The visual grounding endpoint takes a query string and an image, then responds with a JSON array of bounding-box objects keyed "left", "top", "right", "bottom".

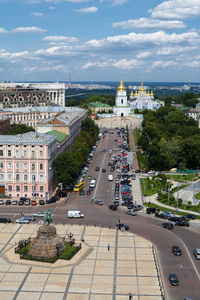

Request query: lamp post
[{"left": 176, "top": 181, "right": 179, "bottom": 212}]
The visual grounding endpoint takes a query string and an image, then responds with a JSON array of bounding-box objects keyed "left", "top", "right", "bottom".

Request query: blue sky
[{"left": 0, "top": 0, "right": 200, "bottom": 82}]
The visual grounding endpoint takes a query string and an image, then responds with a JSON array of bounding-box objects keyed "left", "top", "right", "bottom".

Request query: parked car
[
  {"left": 33, "top": 212, "right": 45, "bottom": 217},
  {"left": 95, "top": 166, "right": 100, "bottom": 171},
  {"left": 146, "top": 207, "right": 160, "bottom": 214},
  {"left": 87, "top": 175, "right": 92, "bottom": 180},
  {"left": 79, "top": 189, "right": 85, "bottom": 195},
  {"left": 0, "top": 217, "right": 11, "bottom": 223},
  {"left": 163, "top": 211, "right": 175, "bottom": 218},
  {"left": 20, "top": 197, "right": 30, "bottom": 201},
  {"left": 39, "top": 200, "right": 45, "bottom": 205},
  {"left": 116, "top": 223, "right": 129, "bottom": 230},
  {"left": 12, "top": 200, "right": 18, "bottom": 205},
  {"left": 162, "top": 222, "right": 174, "bottom": 229},
  {"left": 126, "top": 210, "right": 137, "bottom": 216},
  {"left": 5, "top": 200, "right": 11, "bottom": 205},
  {"left": 95, "top": 200, "right": 103, "bottom": 205},
  {"left": 168, "top": 216, "right": 183, "bottom": 222},
  {"left": 193, "top": 248, "right": 200, "bottom": 259},
  {"left": 169, "top": 274, "right": 179, "bottom": 286},
  {"left": 86, "top": 190, "right": 91, "bottom": 195},
  {"left": 56, "top": 190, "right": 68, "bottom": 197},
  {"left": 109, "top": 204, "right": 117, "bottom": 211},
  {"left": 102, "top": 168, "right": 106, "bottom": 172},
  {"left": 172, "top": 245, "right": 182, "bottom": 256},
  {"left": 0, "top": 200, "right": 4, "bottom": 205},
  {"left": 23, "top": 216, "right": 35, "bottom": 221},
  {"left": 133, "top": 205, "right": 143, "bottom": 211},
  {"left": 183, "top": 214, "right": 196, "bottom": 220},
  {"left": 175, "top": 221, "right": 190, "bottom": 227},
  {"left": 18, "top": 200, "right": 24, "bottom": 205},
  {"left": 16, "top": 218, "right": 29, "bottom": 224},
  {"left": 113, "top": 200, "right": 119, "bottom": 206},
  {"left": 24, "top": 200, "right": 30, "bottom": 205},
  {"left": 155, "top": 213, "right": 168, "bottom": 219},
  {"left": 31, "top": 200, "right": 36, "bottom": 205}
]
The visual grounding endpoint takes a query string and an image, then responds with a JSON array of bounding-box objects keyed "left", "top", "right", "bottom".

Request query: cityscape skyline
[{"left": 0, "top": 0, "right": 200, "bottom": 82}]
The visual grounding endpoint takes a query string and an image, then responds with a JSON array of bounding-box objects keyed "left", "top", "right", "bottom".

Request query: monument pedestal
[{"left": 28, "top": 225, "right": 66, "bottom": 259}]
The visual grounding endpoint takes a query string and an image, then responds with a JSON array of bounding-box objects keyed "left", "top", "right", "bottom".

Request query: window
[
  {"left": 16, "top": 162, "right": 20, "bottom": 169},
  {"left": 8, "top": 162, "right": 12, "bottom": 169},
  {"left": 39, "top": 150, "right": 43, "bottom": 158},
  {"left": 31, "top": 151, "right": 35, "bottom": 158},
  {"left": 0, "top": 162, "right": 3, "bottom": 169},
  {"left": 31, "top": 163, "right": 35, "bottom": 170},
  {"left": 16, "top": 174, "right": 20, "bottom": 181},
  {"left": 24, "top": 174, "right": 28, "bottom": 182},
  {"left": 121, "top": 99, "right": 123, "bottom": 104},
  {"left": 39, "top": 163, "right": 43, "bottom": 170},
  {"left": 8, "top": 173, "right": 12, "bottom": 181},
  {"left": 32, "top": 174, "right": 36, "bottom": 182},
  {"left": 16, "top": 186, "right": 20, "bottom": 192},
  {"left": 24, "top": 162, "right": 28, "bottom": 170},
  {"left": 8, "top": 185, "right": 12, "bottom": 192},
  {"left": 15, "top": 149, "right": 19, "bottom": 157},
  {"left": 24, "top": 186, "right": 28, "bottom": 192},
  {"left": 23, "top": 150, "right": 27, "bottom": 157},
  {"left": 0, "top": 150, "right": 3, "bottom": 157},
  {"left": 39, "top": 174, "right": 44, "bottom": 182},
  {"left": 0, "top": 174, "right": 4, "bottom": 181},
  {"left": 32, "top": 186, "right": 36, "bottom": 192},
  {"left": 40, "top": 186, "right": 43, "bottom": 192}
]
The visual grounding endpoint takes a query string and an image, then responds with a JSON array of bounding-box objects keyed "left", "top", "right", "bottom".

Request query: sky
[{"left": 0, "top": 0, "right": 200, "bottom": 83}]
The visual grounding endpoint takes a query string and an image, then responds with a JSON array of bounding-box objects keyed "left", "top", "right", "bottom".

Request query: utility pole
[{"left": 176, "top": 182, "right": 179, "bottom": 212}]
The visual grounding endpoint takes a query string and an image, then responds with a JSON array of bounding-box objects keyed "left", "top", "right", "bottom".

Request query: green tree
[{"left": 8, "top": 123, "right": 35, "bottom": 135}]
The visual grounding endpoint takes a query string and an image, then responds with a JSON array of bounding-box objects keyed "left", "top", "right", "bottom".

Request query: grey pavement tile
[
  {"left": 16, "top": 292, "right": 41, "bottom": 300},
  {"left": 0, "top": 291, "right": 16, "bottom": 300},
  {"left": 40, "top": 292, "right": 65, "bottom": 300}
]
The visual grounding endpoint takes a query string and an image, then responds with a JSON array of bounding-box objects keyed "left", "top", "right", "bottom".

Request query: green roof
[
  {"left": 45, "top": 130, "right": 68, "bottom": 143},
  {"left": 89, "top": 102, "right": 111, "bottom": 108}
]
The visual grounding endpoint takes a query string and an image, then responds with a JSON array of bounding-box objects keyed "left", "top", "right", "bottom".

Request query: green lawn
[
  {"left": 166, "top": 174, "right": 198, "bottom": 182},
  {"left": 16, "top": 242, "right": 80, "bottom": 263}
]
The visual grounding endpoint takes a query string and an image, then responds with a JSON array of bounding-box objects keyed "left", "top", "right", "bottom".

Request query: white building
[{"left": 113, "top": 78, "right": 130, "bottom": 117}]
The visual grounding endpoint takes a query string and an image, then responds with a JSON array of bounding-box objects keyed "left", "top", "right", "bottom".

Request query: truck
[{"left": 68, "top": 211, "right": 84, "bottom": 218}]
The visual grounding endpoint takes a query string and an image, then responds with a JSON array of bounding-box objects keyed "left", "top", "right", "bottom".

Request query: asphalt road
[{"left": 1, "top": 128, "right": 200, "bottom": 300}]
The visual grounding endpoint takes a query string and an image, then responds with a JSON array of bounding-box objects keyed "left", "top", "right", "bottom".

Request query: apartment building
[
  {"left": 0, "top": 116, "right": 10, "bottom": 135},
  {"left": 0, "top": 132, "right": 57, "bottom": 199}
]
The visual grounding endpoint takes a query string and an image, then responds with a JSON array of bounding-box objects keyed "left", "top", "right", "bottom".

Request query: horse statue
[{"left": 43, "top": 208, "right": 52, "bottom": 226}]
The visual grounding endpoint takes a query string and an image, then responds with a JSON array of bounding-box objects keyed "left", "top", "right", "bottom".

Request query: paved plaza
[{"left": 0, "top": 223, "right": 163, "bottom": 300}]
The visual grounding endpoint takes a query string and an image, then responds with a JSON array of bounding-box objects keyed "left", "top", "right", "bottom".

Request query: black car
[
  {"left": 146, "top": 207, "right": 160, "bottom": 214},
  {"left": 20, "top": 197, "right": 30, "bottom": 201},
  {"left": 184, "top": 214, "right": 196, "bottom": 220},
  {"left": 169, "top": 274, "right": 179, "bottom": 286},
  {"left": 116, "top": 223, "right": 129, "bottom": 230},
  {"left": 39, "top": 200, "right": 45, "bottom": 205},
  {"left": 109, "top": 204, "right": 117, "bottom": 211},
  {"left": 95, "top": 166, "right": 100, "bottom": 171},
  {"left": 175, "top": 221, "right": 190, "bottom": 227},
  {"left": 127, "top": 204, "right": 134, "bottom": 209},
  {"left": 5, "top": 200, "right": 11, "bottom": 205},
  {"left": 113, "top": 200, "right": 119, "bottom": 206},
  {"left": 79, "top": 189, "right": 85, "bottom": 195},
  {"left": 162, "top": 222, "right": 174, "bottom": 229},
  {"left": 46, "top": 197, "right": 57, "bottom": 204},
  {"left": 168, "top": 216, "right": 183, "bottom": 222},
  {"left": 122, "top": 195, "right": 133, "bottom": 201},
  {"left": 172, "top": 245, "right": 182, "bottom": 256},
  {"left": 102, "top": 168, "right": 106, "bottom": 172},
  {"left": 155, "top": 213, "right": 168, "bottom": 219},
  {"left": 0, "top": 217, "right": 11, "bottom": 223},
  {"left": 108, "top": 162, "right": 112, "bottom": 166},
  {"left": 56, "top": 190, "right": 68, "bottom": 197},
  {"left": 18, "top": 200, "right": 24, "bottom": 205}
]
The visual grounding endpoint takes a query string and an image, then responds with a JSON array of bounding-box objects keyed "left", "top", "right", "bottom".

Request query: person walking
[
  {"left": 107, "top": 243, "right": 110, "bottom": 251},
  {"left": 129, "top": 292, "right": 133, "bottom": 299}
]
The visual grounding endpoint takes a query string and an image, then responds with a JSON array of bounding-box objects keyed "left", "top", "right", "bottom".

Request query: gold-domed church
[{"left": 114, "top": 79, "right": 164, "bottom": 117}]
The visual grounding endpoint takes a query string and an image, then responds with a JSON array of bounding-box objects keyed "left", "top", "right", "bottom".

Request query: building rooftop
[
  {"left": 45, "top": 130, "right": 68, "bottom": 143},
  {"left": 0, "top": 131, "right": 57, "bottom": 145},
  {"left": 38, "top": 111, "right": 81, "bottom": 126},
  {"left": 0, "top": 106, "right": 86, "bottom": 115},
  {"left": 88, "top": 102, "right": 111, "bottom": 108}
]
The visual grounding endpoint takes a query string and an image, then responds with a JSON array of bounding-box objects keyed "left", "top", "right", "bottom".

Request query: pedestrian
[
  {"left": 107, "top": 243, "right": 110, "bottom": 251},
  {"left": 129, "top": 292, "right": 133, "bottom": 299},
  {"left": 92, "top": 197, "right": 94, "bottom": 203}
]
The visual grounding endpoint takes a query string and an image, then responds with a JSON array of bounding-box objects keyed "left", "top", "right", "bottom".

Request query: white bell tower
[{"left": 114, "top": 78, "right": 129, "bottom": 116}]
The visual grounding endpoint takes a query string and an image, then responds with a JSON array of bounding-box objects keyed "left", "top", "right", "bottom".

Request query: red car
[
  {"left": 86, "top": 190, "right": 91, "bottom": 195},
  {"left": 122, "top": 191, "right": 131, "bottom": 195}
]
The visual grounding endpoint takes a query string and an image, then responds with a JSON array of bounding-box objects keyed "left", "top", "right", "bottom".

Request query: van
[
  {"left": 68, "top": 211, "right": 84, "bottom": 218},
  {"left": 108, "top": 174, "right": 113, "bottom": 181},
  {"left": 193, "top": 248, "right": 200, "bottom": 259}
]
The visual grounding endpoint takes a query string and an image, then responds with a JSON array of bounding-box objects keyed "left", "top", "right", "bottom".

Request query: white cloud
[
  {"left": 137, "top": 52, "right": 151, "bottom": 59},
  {"left": 82, "top": 58, "right": 143, "bottom": 70},
  {"left": 11, "top": 26, "right": 46, "bottom": 34},
  {"left": 28, "top": 0, "right": 41, "bottom": 3},
  {"left": 75, "top": 7, "right": 98, "bottom": 13},
  {"left": 48, "top": 6, "right": 55, "bottom": 9},
  {"left": 100, "top": 0, "right": 129, "bottom": 6},
  {"left": 111, "top": 18, "right": 186, "bottom": 30},
  {"left": 149, "top": 0, "right": 200, "bottom": 20},
  {"left": 151, "top": 60, "right": 177, "bottom": 68},
  {"left": 31, "top": 12, "right": 44, "bottom": 16},
  {"left": 43, "top": 35, "right": 78, "bottom": 43},
  {"left": 157, "top": 46, "right": 198, "bottom": 55}
]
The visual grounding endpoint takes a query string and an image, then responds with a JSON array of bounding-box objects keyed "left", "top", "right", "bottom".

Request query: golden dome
[
  {"left": 151, "top": 91, "right": 154, "bottom": 96},
  {"left": 118, "top": 78, "right": 125, "bottom": 91},
  {"left": 139, "top": 82, "right": 145, "bottom": 92},
  {"left": 135, "top": 91, "right": 138, "bottom": 96},
  {"left": 130, "top": 90, "right": 134, "bottom": 97},
  {"left": 147, "top": 91, "right": 150, "bottom": 96}
]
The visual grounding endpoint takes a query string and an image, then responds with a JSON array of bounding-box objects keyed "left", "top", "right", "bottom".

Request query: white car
[
  {"left": 0, "top": 200, "right": 4, "bottom": 205},
  {"left": 33, "top": 212, "right": 45, "bottom": 217},
  {"left": 16, "top": 218, "right": 29, "bottom": 224},
  {"left": 95, "top": 200, "right": 104, "bottom": 205}
]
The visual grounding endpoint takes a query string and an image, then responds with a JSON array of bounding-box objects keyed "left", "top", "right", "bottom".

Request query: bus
[{"left": 73, "top": 182, "right": 84, "bottom": 192}]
